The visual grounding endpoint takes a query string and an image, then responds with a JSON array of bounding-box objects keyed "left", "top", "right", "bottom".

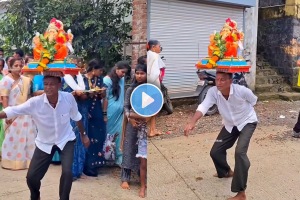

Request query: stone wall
[
  {"left": 257, "top": 0, "right": 300, "bottom": 87},
  {"left": 259, "top": 0, "right": 286, "bottom": 7},
  {"left": 131, "top": 0, "right": 147, "bottom": 69}
]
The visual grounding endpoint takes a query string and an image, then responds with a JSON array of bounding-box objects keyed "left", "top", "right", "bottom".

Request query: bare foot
[
  {"left": 80, "top": 174, "right": 92, "bottom": 180},
  {"left": 155, "top": 129, "right": 162, "bottom": 135},
  {"left": 139, "top": 186, "right": 146, "bottom": 198},
  {"left": 148, "top": 130, "right": 162, "bottom": 137},
  {"left": 213, "top": 169, "right": 234, "bottom": 178},
  {"left": 148, "top": 131, "right": 156, "bottom": 137},
  {"left": 121, "top": 181, "right": 130, "bottom": 190},
  {"left": 227, "top": 191, "right": 246, "bottom": 200}
]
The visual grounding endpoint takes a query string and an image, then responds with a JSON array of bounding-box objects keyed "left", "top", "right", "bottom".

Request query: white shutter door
[{"left": 149, "top": 0, "right": 244, "bottom": 98}]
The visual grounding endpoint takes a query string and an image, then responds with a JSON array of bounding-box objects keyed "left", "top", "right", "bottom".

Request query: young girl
[{"left": 121, "top": 63, "right": 148, "bottom": 198}]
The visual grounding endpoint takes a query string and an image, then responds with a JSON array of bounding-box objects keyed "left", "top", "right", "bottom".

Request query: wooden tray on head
[
  {"left": 196, "top": 64, "right": 250, "bottom": 73},
  {"left": 22, "top": 68, "right": 81, "bottom": 76},
  {"left": 216, "top": 65, "right": 250, "bottom": 73}
]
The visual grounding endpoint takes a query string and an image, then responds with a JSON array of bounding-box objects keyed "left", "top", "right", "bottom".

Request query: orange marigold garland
[{"left": 36, "top": 33, "right": 57, "bottom": 71}]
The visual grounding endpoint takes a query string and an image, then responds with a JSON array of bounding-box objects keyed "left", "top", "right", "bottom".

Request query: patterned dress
[
  {"left": 83, "top": 76, "right": 107, "bottom": 177},
  {"left": 0, "top": 75, "right": 37, "bottom": 170},
  {"left": 0, "top": 74, "right": 4, "bottom": 152},
  {"left": 136, "top": 122, "right": 147, "bottom": 159}
]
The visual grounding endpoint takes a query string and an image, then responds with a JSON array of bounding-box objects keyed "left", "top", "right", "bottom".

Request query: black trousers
[
  {"left": 293, "top": 112, "right": 300, "bottom": 133},
  {"left": 210, "top": 123, "right": 257, "bottom": 193},
  {"left": 26, "top": 140, "right": 75, "bottom": 200}
]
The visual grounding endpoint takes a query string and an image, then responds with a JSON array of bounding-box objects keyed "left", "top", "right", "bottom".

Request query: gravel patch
[{"left": 154, "top": 100, "right": 300, "bottom": 140}]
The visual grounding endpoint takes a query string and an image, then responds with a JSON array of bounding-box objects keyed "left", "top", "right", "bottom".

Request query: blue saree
[
  {"left": 83, "top": 76, "right": 107, "bottom": 177},
  {"left": 103, "top": 76, "right": 124, "bottom": 166},
  {"left": 61, "top": 76, "right": 89, "bottom": 179}
]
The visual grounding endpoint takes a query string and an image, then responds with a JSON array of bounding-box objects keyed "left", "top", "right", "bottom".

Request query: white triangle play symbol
[{"left": 142, "top": 92, "right": 154, "bottom": 108}]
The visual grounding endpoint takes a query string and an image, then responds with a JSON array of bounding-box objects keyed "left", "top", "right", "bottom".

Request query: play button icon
[
  {"left": 130, "top": 83, "right": 164, "bottom": 117},
  {"left": 142, "top": 92, "right": 154, "bottom": 108}
]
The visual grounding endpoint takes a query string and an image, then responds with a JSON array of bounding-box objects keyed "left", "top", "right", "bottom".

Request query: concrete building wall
[{"left": 244, "top": 0, "right": 259, "bottom": 90}]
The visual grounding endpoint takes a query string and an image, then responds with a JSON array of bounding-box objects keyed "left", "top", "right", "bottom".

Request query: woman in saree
[
  {"left": 83, "top": 59, "right": 108, "bottom": 177},
  {"left": 62, "top": 63, "right": 89, "bottom": 180},
  {"left": 0, "top": 58, "right": 37, "bottom": 170},
  {"left": 103, "top": 61, "right": 128, "bottom": 166},
  {"left": 0, "top": 59, "right": 5, "bottom": 154},
  {"left": 147, "top": 39, "right": 166, "bottom": 137}
]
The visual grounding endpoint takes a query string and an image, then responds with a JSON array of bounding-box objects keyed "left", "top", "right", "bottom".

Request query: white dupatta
[{"left": 63, "top": 73, "right": 86, "bottom": 91}]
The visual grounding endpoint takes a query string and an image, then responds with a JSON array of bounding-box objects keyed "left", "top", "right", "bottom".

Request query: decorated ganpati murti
[
  {"left": 196, "top": 18, "right": 249, "bottom": 72},
  {"left": 23, "top": 18, "right": 78, "bottom": 75}
]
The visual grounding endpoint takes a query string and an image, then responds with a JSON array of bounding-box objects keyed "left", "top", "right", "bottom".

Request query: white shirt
[
  {"left": 197, "top": 84, "right": 258, "bottom": 132},
  {"left": 3, "top": 91, "right": 82, "bottom": 154}
]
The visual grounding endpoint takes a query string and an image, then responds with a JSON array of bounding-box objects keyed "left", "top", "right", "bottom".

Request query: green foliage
[{"left": 0, "top": 0, "right": 132, "bottom": 69}]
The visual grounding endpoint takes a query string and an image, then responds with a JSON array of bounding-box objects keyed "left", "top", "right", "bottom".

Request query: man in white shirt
[
  {"left": 184, "top": 71, "right": 258, "bottom": 200},
  {"left": 0, "top": 75, "right": 90, "bottom": 200}
]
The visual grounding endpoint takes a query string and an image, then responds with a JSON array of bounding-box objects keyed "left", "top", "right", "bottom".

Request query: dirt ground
[{"left": 155, "top": 100, "right": 300, "bottom": 139}]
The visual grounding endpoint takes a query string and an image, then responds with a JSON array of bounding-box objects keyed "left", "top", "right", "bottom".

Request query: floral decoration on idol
[
  {"left": 197, "top": 18, "right": 244, "bottom": 69},
  {"left": 32, "top": 18, "right": 74, "bottom": 71}
]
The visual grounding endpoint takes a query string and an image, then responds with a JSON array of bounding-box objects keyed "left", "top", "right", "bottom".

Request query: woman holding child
[{"left": 121, "top": 62, "right": 148, "bottom": 198}]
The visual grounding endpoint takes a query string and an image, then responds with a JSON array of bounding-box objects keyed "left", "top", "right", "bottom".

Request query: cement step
[
  {"left": 256, "top": 67, "right": 286, "bottom": 76},
  {"left": 255, "top": 84, "right": 292, "bottom": 93},
  {"left": 256, "top": 75, "right": 289, "bottom": 85},
  {"left": 278, "top": 92, "right": 300, "bottom": 101},
  {"left": 256, "top": 60, "right": 272, "bottom": 69},
  {"left": 256, "top": 69, "right": 278, "bottom": 76},
  {"left": 256, "top": 92, "right": 280, "bottom": 101},
  {"left": 256, "top": 92, "right": 300, "bottom": 101}
]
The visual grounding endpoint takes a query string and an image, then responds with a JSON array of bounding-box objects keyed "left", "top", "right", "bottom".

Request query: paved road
[
  {"left": 0, "top": 166, "right": 141, "bottom": 200},
  {"left": 148, "top": 125, "right": 300, "bottom": 200},
  {"left": 2, "top": 100, "right": 300, "bottom": 200}
]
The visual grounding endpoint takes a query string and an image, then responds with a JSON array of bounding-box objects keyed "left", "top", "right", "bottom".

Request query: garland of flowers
[
  {"left": 36, "top": 34, "right": 57, "bottom": 71},
  {"left": 206, "top": 32, "right": 226, "bottom": 68}
]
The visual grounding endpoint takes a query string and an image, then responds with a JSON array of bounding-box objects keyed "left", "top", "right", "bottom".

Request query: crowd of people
[
  {"left": 0, "top": 36, "right": 276, "bottom": 200},
  {"left": 0, "top": 45, "right": 160, "bottom": 199}
]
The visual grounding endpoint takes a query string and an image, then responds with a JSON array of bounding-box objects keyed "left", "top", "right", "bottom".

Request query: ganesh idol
[{"left": 32, "top": 18, "right": 74, "bottom": 68}]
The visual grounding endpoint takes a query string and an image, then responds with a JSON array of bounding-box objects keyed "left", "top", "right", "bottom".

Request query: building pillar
[{"left": 131, "top": 0, "right": 147, "bottom": 70}]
